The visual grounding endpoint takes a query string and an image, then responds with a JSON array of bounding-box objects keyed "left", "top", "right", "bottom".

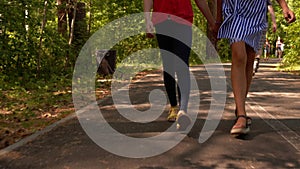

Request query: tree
[
  {"left": 57, "top": 0, "right": 68, "bottom": 36},
  {"left": 278, "top": 1, "right": 300, "bottom": 69},
  {"left": 37, "top": 0, "right": 49, "bottom": 76}
]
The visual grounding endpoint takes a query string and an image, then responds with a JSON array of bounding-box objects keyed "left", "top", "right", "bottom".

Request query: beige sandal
[{"left": 230, "top": 115, "right": 250, "bottom": 135}]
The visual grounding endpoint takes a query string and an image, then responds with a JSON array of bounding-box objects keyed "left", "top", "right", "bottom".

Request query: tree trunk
[
  {"left": 87, "top": 0, "right": 92, "bottom": 35},
  {"left": 73, "top": 2, "right": 87, "bottom": 47},
  {"left": 37, "top": 0, "right": 48, "bottom": 76},
  {"left": 68, "top": 2, "right": 87, "bottom": 50},
  {"left": 65, "top": 0, "right": 87, "bottom": 68},
  {"left": 57, "top": 0, "right": 67, "bottom": 36},
  {"left": 68, "top": 1, "right": 77, "bottom": 46}
]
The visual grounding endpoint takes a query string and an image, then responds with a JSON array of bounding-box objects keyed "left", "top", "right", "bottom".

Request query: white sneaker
[{"left": 176, "top": 110, "right": 191, "bottom": 132}]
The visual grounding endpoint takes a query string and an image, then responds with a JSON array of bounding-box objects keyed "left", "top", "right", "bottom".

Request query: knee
[
  {"left": 231, "top": 44, "right": 247, "bottom": 67},
  {"left": 232, "top": 52, "right": 247, "bottom": 67}
]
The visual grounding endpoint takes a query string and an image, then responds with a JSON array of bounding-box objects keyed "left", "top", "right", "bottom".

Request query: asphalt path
[{"left": 0, "top": 61, "right": 299, "bottom": 169}]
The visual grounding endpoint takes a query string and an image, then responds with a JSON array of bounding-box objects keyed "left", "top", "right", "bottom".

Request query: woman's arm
[
  {"left": 275, "top": 0, "right": 296, "bottom": 23},
  {"left": 143, "top": 0, "right": 154, "bottom": 37},
  {"left": 268, "top": 5, "right": 277, "bottom": 32},
  {"left": 194, "top": 0, "right": 216, "bottom": 27},
  {"left": 216, "top": 0, "right": 223, "bottom": 24},
  {"left": 143, "top": 0, "right": 153, "bottom": 23}
]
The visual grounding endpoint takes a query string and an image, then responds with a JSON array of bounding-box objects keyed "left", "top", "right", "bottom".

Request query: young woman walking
[
  {"left": 143, "top": 0, "right": 217, "bottom": 130},
  {"left": 217, "top": 0, "right": 295, "bottom": 135}
]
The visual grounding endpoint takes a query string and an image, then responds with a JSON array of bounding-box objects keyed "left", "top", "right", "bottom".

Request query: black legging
[{"left": 155, "top": 20, "right": 192, "bottom": 112}]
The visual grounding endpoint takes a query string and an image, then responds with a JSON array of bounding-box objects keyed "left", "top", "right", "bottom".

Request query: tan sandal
[
  {"left": 230, "top": 115, "right": 250, "bottom": 135},
  {"left": 235, "top": 109, "right": 252, "bottom": 126}
]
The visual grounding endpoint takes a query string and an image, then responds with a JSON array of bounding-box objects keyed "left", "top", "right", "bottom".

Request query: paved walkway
[{"left": 0, "top": 60, "right": 299, "bottom": 169}]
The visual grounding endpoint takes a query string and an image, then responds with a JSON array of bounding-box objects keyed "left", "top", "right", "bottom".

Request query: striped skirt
[{"left": 218, "top": 0, "right": 268, "bottom": 52}]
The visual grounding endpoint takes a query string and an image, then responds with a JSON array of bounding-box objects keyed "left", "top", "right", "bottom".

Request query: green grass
[
  {"left": 278, "top": 64, "right": 300, "bottom": 75},
  {"left": 0, "top": 76, "right": 74, "bottom": 149},
  {"left": 0, "top": 69, "right": 145, "bottom": 149}
]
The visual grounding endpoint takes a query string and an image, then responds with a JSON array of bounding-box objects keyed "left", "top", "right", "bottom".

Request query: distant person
[
  {"left": 281, "top": 42, "right": 285, "bottom": 55},
  {"left": 217, "top": 0, "right": 295, "bottom": 136},
  {"left": 276, "top": 37, "right": 284, "bottom": 58},
  {"left": 264, "top": 39, "right": 272, "bottom": 61},
  {"left": 254, "top": 0, "right": 277, "bottom": 74}
]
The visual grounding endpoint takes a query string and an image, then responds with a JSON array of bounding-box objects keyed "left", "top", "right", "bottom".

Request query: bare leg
[
  {"left": 245, "top": 44, "right": 256, "bottom": 96},
  {"left": 266, "top": 52, "right": 270, "bottom": 61},
  {"left": 231, "top": 42, "right": 247, "bottom": 127}
]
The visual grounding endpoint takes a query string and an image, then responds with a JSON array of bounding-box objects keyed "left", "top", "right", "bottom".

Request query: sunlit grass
[
  {"left": 0, "top": 77, "right": 74, "bottom": 149},
  {"left": 279, "top": 64, "right": 300, "bottom": 75}
]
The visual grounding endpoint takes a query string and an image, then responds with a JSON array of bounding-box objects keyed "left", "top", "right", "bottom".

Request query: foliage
[
  {"left": 217, "top": 39, "right": 231, "bottom": 62},
  {"left": 1, "top": 0, "right": 299, "bottom": 85},
  {"left": 268, "top": 1, "right": 300, "bottom": 69},
  {"left": 280, "top": 1, "right": 300, "bottom": 68},
  {"left": 1, "top": 1, "right": 69, "bottom": 82}
]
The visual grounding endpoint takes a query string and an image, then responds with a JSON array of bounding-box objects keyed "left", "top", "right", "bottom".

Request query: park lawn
[
  {"left": 0, "top": 80, "right": 74, "bottom": 149},
  {"left": 0, "top": 77, "right": 112, "bottom": 150},
  {"left": 0, "top": 70, "right": 155, "bottom": 150}
]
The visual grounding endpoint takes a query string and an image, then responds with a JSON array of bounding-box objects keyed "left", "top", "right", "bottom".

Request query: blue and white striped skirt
[{"left": 218, "top": 0, "right": 268, "bottom": 52}]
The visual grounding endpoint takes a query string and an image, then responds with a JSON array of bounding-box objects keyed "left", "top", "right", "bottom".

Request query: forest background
[{"left": 0, "top": 0, "right": 299, "bottom": 149}]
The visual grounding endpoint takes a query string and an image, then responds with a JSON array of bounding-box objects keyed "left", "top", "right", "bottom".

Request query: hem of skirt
[{"left": 218, "top": 36, "right": 259, "bottom": 53}]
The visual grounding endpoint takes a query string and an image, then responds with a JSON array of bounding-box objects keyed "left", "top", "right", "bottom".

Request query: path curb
[{"left": 0, "top": 113, "right": 76, "bottom": 157}]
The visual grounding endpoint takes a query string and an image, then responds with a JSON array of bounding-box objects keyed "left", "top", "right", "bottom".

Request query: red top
[{"left": 152, "top": 0, "right": 194, "bottom": 26}]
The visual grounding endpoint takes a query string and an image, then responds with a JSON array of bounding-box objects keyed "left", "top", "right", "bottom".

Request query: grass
[
  {"left": 0, "top": 77, "right": 75, "bottom": 149},
  {"left": 0, "top": 68, "right": 157, "bottom": 149},
  {"left": 278, "top": 64, "right": 300, "bottom": 75}
]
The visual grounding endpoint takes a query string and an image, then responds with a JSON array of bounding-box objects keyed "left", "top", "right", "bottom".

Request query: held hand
[
  {"left": 146, "top": 20, "right": 155, "bottom": 38},
  {"left": 283, "top": 9, "right": 296, "bottom": 23},
  {"left": 210, "top": 22, "right": 221, "bottom": 39}
]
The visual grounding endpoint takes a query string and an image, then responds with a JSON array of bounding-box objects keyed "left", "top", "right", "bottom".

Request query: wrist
[{"left": 282, "top": 8, "right": 290, "bottom": 14}]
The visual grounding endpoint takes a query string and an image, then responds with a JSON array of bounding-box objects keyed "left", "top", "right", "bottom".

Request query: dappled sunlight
[{"left": 249, "top": 92, "right": 299, "bottom": 99}]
